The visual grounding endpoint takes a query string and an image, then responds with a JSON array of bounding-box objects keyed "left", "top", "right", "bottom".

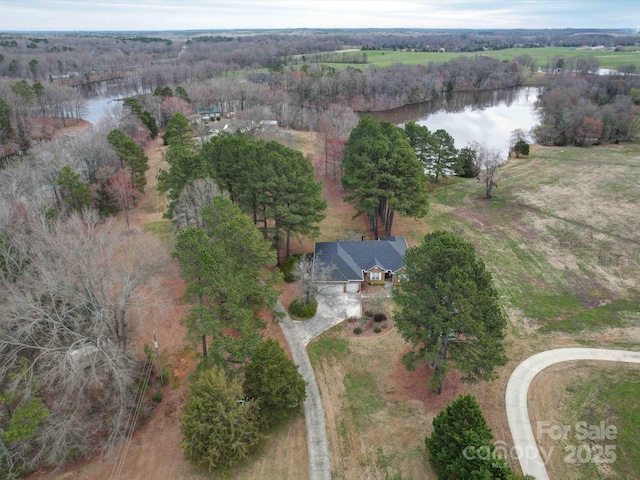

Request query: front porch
[{"left": 361, "top": 279, "right": 393, "bottom": 298}]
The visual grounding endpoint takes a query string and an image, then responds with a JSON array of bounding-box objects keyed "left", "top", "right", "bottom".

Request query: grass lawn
[
  {"left": 308, "top": 326, "right": 434, "bottom": 480},
  {"left": 555, "top": 366, "right": 640, "bottom": 479},
  {"left": 142, "top": 220, "right": 173, "bottom": 249},
  {"left": 426, "top": 144, "right": 640, "bottom": 333}
]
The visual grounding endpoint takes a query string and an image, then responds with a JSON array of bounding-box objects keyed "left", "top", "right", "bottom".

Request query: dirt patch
[
  {"left": 385, "top": 347, "right": 465, "bottom": 411},
  {"left": 452, "top": 207, "right": 496, "bottom": 233}
]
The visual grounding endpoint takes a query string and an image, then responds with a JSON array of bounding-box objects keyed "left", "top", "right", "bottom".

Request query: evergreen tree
[
  {"left": 107, "top": 129, "right": 149, "bottom": 192},
  {"left": 175, "top": 85, "right": 191, "bottom": 103},
  {"left": 425, "top": 394, "right": 512, "bottom": 479},
  {"left": 243, "top": 339, "right": 306, "bottom": 427},
  {"left": 392, "top": 231, "right": 507, "bottom": 393},
  {"left": 56, "top": 166, "right": 91, "bottom": 214},
  {"left": 157, "top": 145, "right": 206, "bottom": 217},
  {"left": 181, "top": 367, "right": 261, "bottom": 472},
  {"left": 123, "top": 97, "right": 158, "bottom": 138},
  {"left": 405, "top": 122, "right": 459, "bottom": 182},
  {"left": 203, "top": 134, "right": 326, "bottom": 262},
  {"left": 173, "top": 196, "right": 279, "bottom": 366},
  {"left": 0, "top": 96, "right": 13, "bottom": 142},
  {"left": 154, "top": 86, "right": 173, "bottom": 97},
  {"left": 163, "top": 112, "right": 193, "bottom": 147},
  {"left": 457, "top": 146, "right": 479, "bottom": 178},
  {"left": 343, "top": 115, "right": 428, "bottom": 238}
]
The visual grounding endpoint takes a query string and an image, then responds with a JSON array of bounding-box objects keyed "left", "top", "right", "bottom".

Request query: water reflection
[
  {"left": 368, "top": 87, "right": 540, "bottom": 153},
  {"left": 76, "top": 76, "right": 148, "bottom": 125}
]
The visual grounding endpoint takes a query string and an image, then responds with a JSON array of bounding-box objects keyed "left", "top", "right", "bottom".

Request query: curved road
[{"left": 506, "top": 348, "right": 640, "bottom": 480}]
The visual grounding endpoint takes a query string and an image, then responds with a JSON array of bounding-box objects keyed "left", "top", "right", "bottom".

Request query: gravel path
[
  {"left": 277, "top": 294, "right": 361, "bottom": 480},
  {"left": 506, "top": 348, "right": 640, "bottom": 480}
]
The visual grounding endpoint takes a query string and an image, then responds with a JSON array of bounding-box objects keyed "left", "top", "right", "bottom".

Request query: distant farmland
[{"left": 313, "top": 46, "right": 640, "bottom": 70}]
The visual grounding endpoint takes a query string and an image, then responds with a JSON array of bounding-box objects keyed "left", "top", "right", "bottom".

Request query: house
[
  {"left": 312, "top": 237, "right": 408, "bottom": 293},
  {"left": 196, "top": 106, "right": 222, "bottom": 122}
]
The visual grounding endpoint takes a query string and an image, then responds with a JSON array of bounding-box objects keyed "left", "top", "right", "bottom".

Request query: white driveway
[
  {"left": 506, "top": 348, "right": 640, "bottom": 480},
  {"left": 296, "top": 294, "right": 362, "bottom": 345},
  {"left": 277, "top": 293, "right": 361, "bottom": 480}
]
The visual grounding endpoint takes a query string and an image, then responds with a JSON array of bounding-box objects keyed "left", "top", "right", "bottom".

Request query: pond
[
  {"left": 79, "top": 76, "right": 149, "bottom": 126},
  {"left": 368, "top": 87, "right": 540, "bottom": 154}
]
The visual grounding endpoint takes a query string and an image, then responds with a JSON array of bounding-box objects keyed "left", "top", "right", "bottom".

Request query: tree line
[
  {"left": 157, "top": 113, "right": 326, "bottom": 263},
  {"left": 159, "top": 119, "right": 308, "bottom": 472},
  {"left": 2, "top": 29, "right": 637, "bottom": 82},
  {"left": 340, "top": 115, "right": 510, "bottom": 239},
  {"left": 534, "top": 71, "right": 640, "bottom": 146},
  {"left": 0, "top": 78, "right": 176, "bottom": 477}
]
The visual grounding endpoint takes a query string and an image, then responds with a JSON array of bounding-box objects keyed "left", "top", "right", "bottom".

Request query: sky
[{"left": 0, "top": 0, "right": 637, "bottom": 32}]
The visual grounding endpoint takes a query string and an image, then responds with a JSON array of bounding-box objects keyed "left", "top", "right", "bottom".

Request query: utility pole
[{"left": 153, "top": 331, "right": 163, "bottom": 385}]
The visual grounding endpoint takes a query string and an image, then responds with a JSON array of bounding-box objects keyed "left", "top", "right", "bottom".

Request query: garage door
[
  {"left": 321, "top": 283, "right": 345, "bottom": 294},
  {"left": 346, "top": 282, "right": 360, "bottom": 293}
]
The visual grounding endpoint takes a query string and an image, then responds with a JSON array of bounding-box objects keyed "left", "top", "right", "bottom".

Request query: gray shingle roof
[{"left": 313, "top": 237, "right": 408, "bottom": 282}]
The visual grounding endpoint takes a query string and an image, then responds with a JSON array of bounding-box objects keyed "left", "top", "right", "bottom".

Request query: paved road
[
  {"left": 277, "top": 295, "right": 361, "bottom": 480},
  {"left": 506, "top": 348, "right": 640, "bottom": 480}
]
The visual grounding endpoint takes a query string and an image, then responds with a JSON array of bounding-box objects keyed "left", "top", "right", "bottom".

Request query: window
[{"left": 370, "top": 272, "right": 382, "bottom": 281}]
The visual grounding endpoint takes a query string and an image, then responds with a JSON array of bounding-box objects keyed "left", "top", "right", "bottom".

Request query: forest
[{"left": 0, "top": 27, "right": 639, "bottom": 477}]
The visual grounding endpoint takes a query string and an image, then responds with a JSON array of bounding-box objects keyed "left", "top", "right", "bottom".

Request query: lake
[
  {"left": 79, "top": 77, "right": 149, "bottom": 126},
  {"left": 368, "top": 87, "right": 540, "bottom": 154}
]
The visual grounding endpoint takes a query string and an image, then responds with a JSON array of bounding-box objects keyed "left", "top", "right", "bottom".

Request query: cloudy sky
[{"left": 0, "top": 0, "right": 636, "bottom": 32}]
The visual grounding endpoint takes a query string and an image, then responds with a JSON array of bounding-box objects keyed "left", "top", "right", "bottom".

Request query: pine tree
[
  {"left": 392, "top": 231, "right": 507, "bottom": 393},
  {"left": 56, "top": 165, "right": 90, "bottom": 214},
  {"left": 425, "top": 394, "right": 512, "bottom": 479},
  {"left": 342, "top": 116, "right": 428, "bottom": 238},
  {"left": 106, "top": 129, "right": 149, "bottom": 193},
  {"left": 243, "top": 339, "right": 306, "bottom": 427},
  {"left": 181, "top": 367, "right": 261, "bottom": 472}
]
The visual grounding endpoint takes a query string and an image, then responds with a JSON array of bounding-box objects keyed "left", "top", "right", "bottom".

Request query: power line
[{"left": 109, "top": 358, "right": 153, "bottom": 480}]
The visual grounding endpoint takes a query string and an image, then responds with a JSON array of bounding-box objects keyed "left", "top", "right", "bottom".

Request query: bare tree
[
  {"left": 471, "top": 141, "right": 503, "bottom": 199},
  {"left": 105, "top": 169, "right": 138, "bottom": 229},
  {"left": 0, "top": 208, "right": 169, "bottom": 473},
  {"left": 300, "top": 253, "right": 337, "bottom": 298},
  {"left": 172, "top": 177, "right": 227, "bottom": 232}
]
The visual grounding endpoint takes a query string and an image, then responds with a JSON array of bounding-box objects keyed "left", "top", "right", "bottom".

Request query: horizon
[
  {"left": 0, "top": 1, "right": 638, "bottom": 32},
  {"left": 1, "top": 27, "right": 638, "bottom": 35}
]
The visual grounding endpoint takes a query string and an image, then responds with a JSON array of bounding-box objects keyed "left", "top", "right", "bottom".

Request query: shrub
[
  {"left": 161, "top": 365, "right": 170, "bottom": 385},
  {"left": 369, "top": 280, "right": 386, "bottom": 286},
  {"left": 152, "top": 391, "right": 163, "bottom": 402},
  {"left": 353, "top": 327, "right": 362, "bottom": 335},
  {"left": 373, "top": 327, "right": 381, "bottom": 333},
  {"left": 279, "top": 254, "right": 301, "bottom": 283},
  {"left": 373, "top": 313, "right": 387, "bottom": 323},
  {"left": 514, "top": 139, "right": 530, "bottom": 157},
  {"left": 288, "top": 297, "right": 317, "bottom": 319},
  {"left": 425, "top": 394, "right": 516, "bottom": 478}
]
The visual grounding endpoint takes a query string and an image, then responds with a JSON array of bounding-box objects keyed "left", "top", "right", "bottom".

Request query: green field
[
  {"left": 316, "top": 46, "right": 640, "bottom": 70},
  {"left": 426, "top": 144, "right": 640, "bottom": 335}
]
